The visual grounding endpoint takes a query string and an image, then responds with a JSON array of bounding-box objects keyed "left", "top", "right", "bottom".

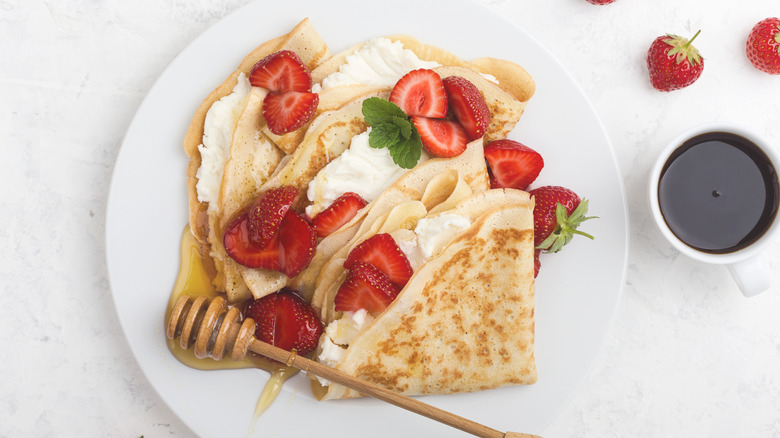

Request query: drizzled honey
[{"left": 166, "top": 226, "right": 299, "bottom": 419}]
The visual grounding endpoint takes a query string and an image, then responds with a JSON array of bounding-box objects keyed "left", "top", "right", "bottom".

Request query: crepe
[
  {"left": 314, "top": 190, "right": 537, "bottom": 399},
  {"left": 184, "top": 18, "right": 333, "bottom": 298}
]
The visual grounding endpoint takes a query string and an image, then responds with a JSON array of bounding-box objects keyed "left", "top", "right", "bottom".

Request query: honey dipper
[{"left": 167, "top": 295, "right": 541, "bottom": 438}]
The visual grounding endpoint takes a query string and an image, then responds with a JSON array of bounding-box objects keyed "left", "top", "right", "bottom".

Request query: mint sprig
[{"left": 362, "top": 97, "right": 423, "bottom": 169}]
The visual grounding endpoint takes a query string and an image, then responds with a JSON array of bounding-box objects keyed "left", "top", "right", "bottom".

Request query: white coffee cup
[{"left": 648, "top": 122, "right": 780, "bottom": 297}]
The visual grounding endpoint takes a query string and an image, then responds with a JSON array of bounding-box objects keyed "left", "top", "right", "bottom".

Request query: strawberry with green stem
[
  {"left": 530, "top": 186, "right": 596, "bottom": 254},
  {"left": 646, "top": 30, "right": 704, "bottom": 91}
]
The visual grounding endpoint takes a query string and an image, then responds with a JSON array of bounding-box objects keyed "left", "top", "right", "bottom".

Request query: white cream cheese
[
  {"left": 195, "top": 73, "right": 252, "bottom": 212},
  {"left": 312, "top": 37, "right": 440, "bottom": 92},
  {"left": 305, "top": 128, "right": 428, "bottom": 217},
  {"left": 412, "top": 213, "right": 472, "bottom": 260},
  {"left": 317, "top": 310, "right": 373, "bottom": 384},
  {"left": 395, "top": 233, "right": 426, "bottom": 271}
]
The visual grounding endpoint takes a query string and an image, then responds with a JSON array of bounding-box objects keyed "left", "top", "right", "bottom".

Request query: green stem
[{"left": 685, "top": 29, "right": 702, "bottom": 48}]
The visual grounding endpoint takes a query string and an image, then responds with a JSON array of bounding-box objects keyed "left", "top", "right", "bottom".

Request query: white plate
[{"left": 106, "top": 0, "right": 628, "bottom": 436}]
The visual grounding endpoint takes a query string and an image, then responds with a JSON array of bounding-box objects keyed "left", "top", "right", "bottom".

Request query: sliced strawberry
[
  {"left": 223, "top": 210, "right": 282, "bottom": 270},
  {"left": 334, "top": 262, "right": 400, "bottom": 315},
  {"left": 248, "top": 50, "right": 312, "bottom": 92},
  {"left": 311, "top": 192, "right": 368, "bottom": 238},
  {"left": 247, "top": 186, "right": 298, "bottom": 248},
  {"left": 484, "top": 139, "right": 544, "bottom": 190},
  {"left": 263, "top": 91, "right": 319, "bottom": 135},
  {"left": 277, "top": 211, "right": 317, "bottom": 277},
  {"left": 411, "top": 116, "right": 468, "bottom": 158},
  {"left": 344, "top": 233, "right": 413, "bottom": 288},
  {"left": 244, "top": 288, "right": 323, "bottom": 355},
  {"left": 488, "top": 167, "right": 501, "bottom": 189},
  {"left": 389, "top": 69, "right": 448, "bottom": 118},
  {"left": 442, "top": 76, "right": 490, "bottom": 141},
  {"left": 224, "top": 207, "right": 315, "bottom": 276}
]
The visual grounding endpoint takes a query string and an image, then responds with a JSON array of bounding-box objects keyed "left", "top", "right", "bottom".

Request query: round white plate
[{"left": 106, "top": 0, "right": 628, "bottom": 436}]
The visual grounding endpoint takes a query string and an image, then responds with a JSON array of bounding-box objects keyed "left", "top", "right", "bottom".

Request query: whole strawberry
[
  {"left": 244, "top": 288, "right": 323, "bottom": 356},
  {"left": 746, "top": 18, "right": 780, "bottom": 74},
  {"left": 530, "top": 186, "right": 595, "bottom": 253},
  {"left": 586, "top": 0, "right": 615, "bottom": 4},
  {"left": 646, "top": 30, "right": 704, "bottom": 91}
]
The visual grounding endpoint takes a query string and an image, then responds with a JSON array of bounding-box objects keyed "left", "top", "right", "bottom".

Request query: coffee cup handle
[{"left": 727, "top": 256, "right": 771, "bottom": 297}]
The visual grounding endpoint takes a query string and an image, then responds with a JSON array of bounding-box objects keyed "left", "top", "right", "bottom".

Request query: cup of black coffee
[{"left": 649, "top": 122, "right": 780, "bottom": 297}]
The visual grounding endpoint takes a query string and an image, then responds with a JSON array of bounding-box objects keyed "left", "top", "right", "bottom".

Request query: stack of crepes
[{"left": 184, "top": 18, "right": 538, "bottom": 399}]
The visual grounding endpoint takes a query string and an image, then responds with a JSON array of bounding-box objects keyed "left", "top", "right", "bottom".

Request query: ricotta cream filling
[
  {"left": 305, "top": 128, "right": 429, "bottom": 217},
  {"left": 313, "top": 37, "right": 440, "bottom": 92},
  {"left": 195, "top": 73, "right": 252, "bottom": 212},
  {"left": 317, "top": 309, "right": 373, "bottom": 385}
]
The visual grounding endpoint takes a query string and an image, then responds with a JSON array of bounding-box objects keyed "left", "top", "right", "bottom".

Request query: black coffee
[{"left": 658, "top": 131, "right": 779, "bottom": 254}]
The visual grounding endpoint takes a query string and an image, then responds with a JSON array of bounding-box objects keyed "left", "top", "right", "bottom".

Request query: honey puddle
[{"left": 166, "top": 226, "right": 299, "bottom": 429}]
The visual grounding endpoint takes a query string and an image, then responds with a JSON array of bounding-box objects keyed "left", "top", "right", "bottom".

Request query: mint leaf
[
  {"left": 391, "top": 116, "right": 412, "bottom": 139},
  {"left": 362, "top": 97, "right": 407, "bottom": 125},
  {"left": 362, "top": 97, "right": 423, "bottom": 169},
  {"left": 369, "top": 123, "right": 400, "bottom": 149},
  {"left": 388, "top": 129, "right": 423, "bottom": 169}
]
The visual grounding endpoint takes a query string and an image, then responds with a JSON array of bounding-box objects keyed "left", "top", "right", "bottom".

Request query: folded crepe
[
  {"left": 313, "top": 188, "right": 537, "bottom": 399},
  {"left": 184, "top": 18, "right": 332, "bottom": 299}
]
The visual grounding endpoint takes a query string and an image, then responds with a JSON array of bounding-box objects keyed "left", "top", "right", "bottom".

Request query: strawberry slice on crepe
[
  {"left": 263, "top": 90, "right": 319, "bottom": 135},
  {"left": 334, "top": 262, "right": 400, "bottom": 315},
  {"left": 311, "top": 192, "right": 368, "bottom": 238},
  {"left": 247, "top": 186, "right": 298, "bottom": 248},
  {"left": 484, "top": 139, "right": 544, "bottom": 191},
  {"left": 245, "top": 288, "right": 323, "bottom": 355},
  {"left": 249, "top": 50, "right": 313, "bottom": 92},
  {"left": 224, "top": 186, "right": 317, "bottom": 277},
  {"left": 389, "top": 69, "right": 448, "bottom": 118},
  {"left": 443, "top": 76, "right": 490, "bottom": 141},
  {"left": 344, "top": 233, "right": 413, "bottom": 289},
  {"left": 411, "top": 116, "right": 468, "bottom": 158}
]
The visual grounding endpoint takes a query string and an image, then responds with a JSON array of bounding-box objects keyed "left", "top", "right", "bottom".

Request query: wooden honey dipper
[{"left": 167, "top": 295, "right": 541, "bottom": 438}]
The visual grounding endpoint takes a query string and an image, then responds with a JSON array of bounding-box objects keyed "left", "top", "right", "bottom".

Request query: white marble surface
[{"left": 3, "top": 0, "right": 780, "bottom": 437}]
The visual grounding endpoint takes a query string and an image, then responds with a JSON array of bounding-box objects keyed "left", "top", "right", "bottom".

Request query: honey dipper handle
[{"left": 247, "top": 340, "right": 541, "bottom": 438}]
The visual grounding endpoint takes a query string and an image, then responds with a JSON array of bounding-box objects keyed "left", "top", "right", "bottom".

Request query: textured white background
[{"left": 2, "top": 0, "right": 780, "bottom": 437}]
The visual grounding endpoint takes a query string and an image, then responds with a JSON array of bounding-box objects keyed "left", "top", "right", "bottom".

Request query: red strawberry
[
  {"left": 646, "top": 30, "right": 704, "bottom": 91},
  {"left": 276, "top": 211, "right": 317, "bottom": 277},
  {"left": 586, "top": 0, "right": 615, "bottom": 4},
  {"left": 244, "top": 288, "right": 323, "bottom": 355},
  {"left": 334, "top": 262, "right": 400, "bottom": 315},
  {"left": 442, "top": 76, "right": 490, "bottom": 141},
  {"left": 484, "top": 139, "right": 544, "bottom": 190},
  {"left": 533, "top": 249, "right": 541, "bottom": 278},
  {"left": 488, "top": 171, "right": 500, "bottom": 189},
  {"left": 249, "top": 50, "right": 312, "bottom": 92},
  {"left": 311, "top": 192, "right": 368, "bottom": 238},
  {"left": 746, "top": 18, "right": 780, "bottom": 74},
  {"left": 223, "top": 210, "right": 282, "bottom": 271},
  {"left": 344, "top": 233, "right": 413, "bottom": 288},
  {"left": 263, "top": 91, "right": 319, "bottom": 135},
  {"left": 247, "top": 186, "right": 298, "bottom": 248},
  {"left": 529, "top": 185, "right": 596, "bottom": 253},
  {"left": 224, "top": 208, "right": 316, "bottom": 276},
  {"left": 389, "top": 69, "right": 448, "bottom": 118},
  {"left": 411, "top": 116, "right": 468, "bottom": 158}
]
